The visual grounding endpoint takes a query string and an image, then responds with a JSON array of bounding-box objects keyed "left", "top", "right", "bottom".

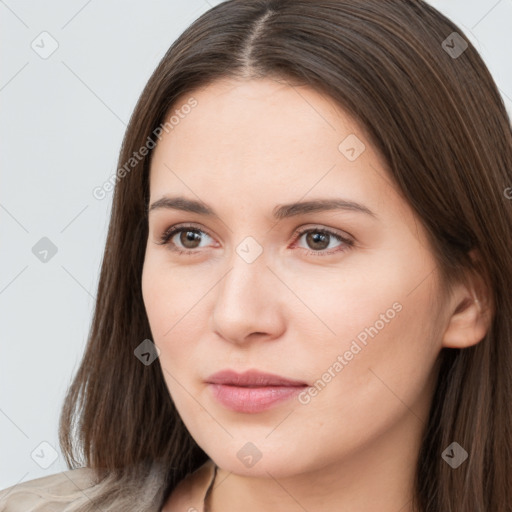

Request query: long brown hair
[{"left": 59, "top": 1, "right": 512, "bottom": 510}]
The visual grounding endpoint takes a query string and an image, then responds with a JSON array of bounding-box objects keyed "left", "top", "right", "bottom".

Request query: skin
[{"left": 141, "top": 77, "right": 492, "bottom": 512}]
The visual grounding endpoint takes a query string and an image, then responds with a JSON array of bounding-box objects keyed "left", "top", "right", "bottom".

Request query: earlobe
[
  {"left": 441, "top": 251, "right": 494, "bottom": 349},
  {"left": 441, "top": 295, "right": 491, "bottom": 349}
]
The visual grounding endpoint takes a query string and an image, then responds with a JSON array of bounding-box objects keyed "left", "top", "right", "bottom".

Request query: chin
[{"left": 203, "top": 438, "right": 317, "bottom": 479}]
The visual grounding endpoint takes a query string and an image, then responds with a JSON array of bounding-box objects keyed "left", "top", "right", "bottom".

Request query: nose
[{"left": 210, "top": 249, "right": 286, "bottom": 346}]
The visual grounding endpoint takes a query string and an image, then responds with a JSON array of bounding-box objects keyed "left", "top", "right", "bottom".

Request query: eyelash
[{"left": 155, "top": 223, "right": 354, "bottom": 257}]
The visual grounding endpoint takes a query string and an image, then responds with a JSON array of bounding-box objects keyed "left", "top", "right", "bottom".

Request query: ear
[{"left": 441, "top": 249, "right": 494, "bottom": 349}]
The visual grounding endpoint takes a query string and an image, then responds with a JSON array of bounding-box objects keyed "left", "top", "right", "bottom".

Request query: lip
[
  {"left": 205, "top": 369, "right": 308, "bottom": 413},
  {"left": 206, "top": 369, "right": 308, "bottom": 387}
]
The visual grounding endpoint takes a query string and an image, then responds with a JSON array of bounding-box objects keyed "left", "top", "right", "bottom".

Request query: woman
[{"left": 1, "top": 0, "right": 511, "bottom": 511}]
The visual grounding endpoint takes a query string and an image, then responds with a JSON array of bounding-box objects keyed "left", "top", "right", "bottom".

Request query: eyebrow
[{"left": 148, "top": 196, "right": 377, "bottom": 220}]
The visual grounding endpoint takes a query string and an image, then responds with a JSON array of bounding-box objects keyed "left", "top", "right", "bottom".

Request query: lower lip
[{"left": 207, "top": 383, "right": 306, "bottom": 413}]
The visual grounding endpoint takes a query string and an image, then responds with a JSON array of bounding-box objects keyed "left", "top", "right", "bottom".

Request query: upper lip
[{"left": 205, "top": 369, "right": 308, "bottom": 387}]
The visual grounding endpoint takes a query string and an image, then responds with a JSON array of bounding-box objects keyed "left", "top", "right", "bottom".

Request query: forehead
[
  {"left": 148, "top": 77, "right": 408, "bottom": 225},
  {"left": 159, "top": 77, "right": 358, "bottom": 163}
]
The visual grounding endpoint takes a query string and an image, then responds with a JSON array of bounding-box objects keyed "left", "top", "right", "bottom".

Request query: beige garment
[
  {"left": 161, "top": 459, "right": 216, "bottom": 511},
  {"left": 0, "top": 459, "right": 216, "bottom": 512},
  {"left": 0, "top": 467, "right": 99, "bottom": 512}
]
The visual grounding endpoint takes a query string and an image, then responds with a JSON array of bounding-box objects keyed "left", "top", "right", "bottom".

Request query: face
[{"left": 141, "top": 77, "right": 446, "bottom": 478}]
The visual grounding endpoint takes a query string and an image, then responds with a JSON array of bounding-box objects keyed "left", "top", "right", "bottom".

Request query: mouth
[{"left": 205, "top": 369, "right": 308, "bottom": 413}]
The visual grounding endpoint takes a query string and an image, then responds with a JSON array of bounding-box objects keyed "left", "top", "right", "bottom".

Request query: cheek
[
  {"left": 141, "top": 258, "right": 215, "bottom": 401},
  {"left": 275, "top": 257, "right": 404, "bottom": 358},
  {"left": 303, "top": 292, "right": 440, "bottom": 437},
  {"left": 141, "top": 266, "right": 203, "bottom": 417},
  {"left": 282, "top": 292, "right": 440, "bottom": 472},
  {"left": 141, "top": 255, "right": 209, "bottom": 339},
  {"left": 285, "top": 249, "right": 441, "bottom": 405}
]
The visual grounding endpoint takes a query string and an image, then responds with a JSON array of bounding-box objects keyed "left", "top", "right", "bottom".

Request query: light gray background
[{"left": 1, "top": 0, "right": 511, "bottom": 490}]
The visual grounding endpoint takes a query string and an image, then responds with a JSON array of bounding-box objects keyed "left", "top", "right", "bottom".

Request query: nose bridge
[
  {"left": 217, "top": 243, "right": 268, "bottom": 313},
  {"left": 211, "top": 241, "right": 282, "bottom": 342}
]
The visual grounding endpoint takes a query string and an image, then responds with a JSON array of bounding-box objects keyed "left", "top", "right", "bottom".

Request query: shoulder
[
  {"left": 0, "top": 467, "right": 98, "bottom": 512},
  {"left": 162, "top": 459, "right": 216, "bottom": 512}
]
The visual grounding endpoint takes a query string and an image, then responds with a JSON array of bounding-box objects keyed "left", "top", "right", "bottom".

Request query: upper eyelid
[{"left": 163, "top": 223, "right": 214, "bottom": 240}]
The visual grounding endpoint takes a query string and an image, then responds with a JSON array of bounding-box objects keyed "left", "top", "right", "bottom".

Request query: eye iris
[
  {"left": 306, "top": 231, "right": 329, "bottom": 250},
  {"left": 180, "top": 230, "right": 201, "bottom": 249}
]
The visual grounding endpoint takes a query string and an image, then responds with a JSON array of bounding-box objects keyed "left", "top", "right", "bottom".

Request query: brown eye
[
  {"left": 305, "top": 231, "right": 330, "bottom": 251},
  {"left": 177, "top": 229, "right": 203, "bottom": 249},
  {"left": 294, "top": 228, "right": 354, "bottom": 255},
  {"left": 157, "top": 225, "right": 214, "bottom": 254}
]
